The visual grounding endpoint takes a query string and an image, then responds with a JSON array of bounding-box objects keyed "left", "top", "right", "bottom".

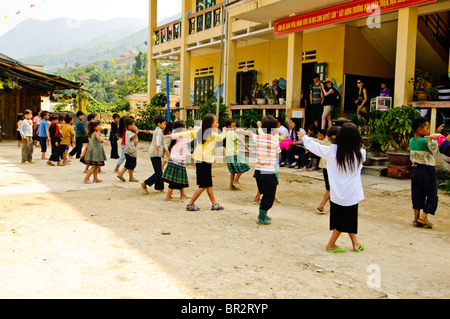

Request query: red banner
[{"left": 274, "top": 0, "right": 436, "bottom": 36}]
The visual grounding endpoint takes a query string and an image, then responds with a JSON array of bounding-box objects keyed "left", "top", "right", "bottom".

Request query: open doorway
[
  {"left": 302, "top": 62, "right": 316, "bottom": 127},
  {"left": 236, "top": 70, "right": 257, "bottom": 104}
]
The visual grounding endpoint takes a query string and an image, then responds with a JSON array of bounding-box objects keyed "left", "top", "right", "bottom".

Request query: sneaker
[
  {"left": 186, "top": 204, "right": 200, "bottom": 211},
  {"left": 258, "top": 219, "right": 271, "bottom": 225}
]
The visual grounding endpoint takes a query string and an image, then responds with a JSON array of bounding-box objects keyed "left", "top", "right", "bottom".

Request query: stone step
[
  {"left": 365, "top": 156, "right": 390, "bottom": 167},
  {"left": 362, "top": 165, "right": 388, "bottom": 177}
]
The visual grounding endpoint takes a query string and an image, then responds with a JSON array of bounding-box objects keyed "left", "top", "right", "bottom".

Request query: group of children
[
  {"left": 16, "top": 107, "right": 450, "bottom": 253},
  {"left": 18, "top": 109, "right": 75, "bottom": 166}
]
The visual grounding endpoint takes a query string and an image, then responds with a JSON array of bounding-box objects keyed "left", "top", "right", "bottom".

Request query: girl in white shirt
[{"left": 299, "top": 122, "right": 366, "bottom": 253}]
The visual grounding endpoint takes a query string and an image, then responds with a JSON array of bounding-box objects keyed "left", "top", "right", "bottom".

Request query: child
[
  {"left": 81, "top": 113, "right": 99, "bottom": 172},
  {"left": 141, "top": 115, "right": 169, "bottom": 193},
  {"left": 61, "top": 114, "right": 75, "bottom": 165},
  {"left": 225, "top": 119, "right": 251, "bottom": 190},
  {"left": 299, "top": 122, "right": 365, "bottom": 253},
  {"left": 32, "top": 110, "right": 41, "bottom": 147},
  {"left": 168, "top": 113, "right": 227, "bottom": 211},
  {"left": 83, "top": 120, "right": 108, "bottom": 183},
  {"left": 316, "top": 127, "right": 339, "bottom": 213},
  {"left": 109, "top": 113, "right": 120, "bottom": 159},
  {"left": 236, "top": 116, "right": 280, "bottom": 225},
  {"left": 16, "top": 113, "right": 24, "bottom": 148},
  {"left": 68, "top": 111, "right": 86, "bottom": 159},
  {"left": 115, "top": 116, "right": 129, "bottom": 173},
  {"left": 47, "top": 114, "right": 64, "bottom": 166},
  {"left": 426, "top": 124, "right": 450, "bottom": 157},
  {"left": 162, "top": 121, "right": 174, "bottom": 170},
  {"left": 162, "top": 120, "right": 191, "bottom": 201},
  {"left": 117, "top": 117, "right": 139, "bottom": 183},
  {"left": 307, "top": 124, "right": 319, "bottom": 171},
  {"left": 37, "top": 111, "right": 50, "bottom": 160},
  {"left": 409, "top": 117, "right": 439, "bottom": 228},
  {"left": 19, "top": 109, "right": 34, "bottom": 164}
]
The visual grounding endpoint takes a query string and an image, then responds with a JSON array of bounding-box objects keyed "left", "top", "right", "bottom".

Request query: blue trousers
[
  {"left": 144, "top": 157, "right": 164, "bottom": 191},
  {"left": 411, "top": 165, "right": 438, "bottom": 215}
]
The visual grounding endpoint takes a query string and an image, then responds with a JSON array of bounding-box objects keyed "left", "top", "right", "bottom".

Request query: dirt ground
[{"left": 0, "top": 139, "right": 449, "bottom": 299}]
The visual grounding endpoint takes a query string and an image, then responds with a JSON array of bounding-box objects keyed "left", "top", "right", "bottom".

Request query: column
[
  {"left": 147, "top": 0, "right": 158, "bottom": 106},
  {"left": 225, "top": 18, "right": 237, "bottom": 111},
  {"left": 179, "top": 0, "right": 192, "bottom": 121},
  {"left": 393, "top": 7, "right": 418, "bottom": 108},
  {"left": 286, "top": 31, "right": 303, "bottom": 119}
]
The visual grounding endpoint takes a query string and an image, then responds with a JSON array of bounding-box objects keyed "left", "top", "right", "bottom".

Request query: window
[
  {"left": 195, "top": 67, "right": 214, "bottom": 76},
  {"left": 194, "top": 76, "right": 214, "bottom": 104},
  {"left": 302, "top": 50, "right": 317, "bottom": 61},
  {"left": 238, "top": 60, "right": 255, "bottom": 70},
  {"left": 196, "top": 0, "right": 216, "bottom": 12}
]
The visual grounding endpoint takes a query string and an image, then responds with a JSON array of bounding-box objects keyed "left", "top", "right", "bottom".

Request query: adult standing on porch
[{"left": 309, "top": 73, "right": 323, "bottom": 129}]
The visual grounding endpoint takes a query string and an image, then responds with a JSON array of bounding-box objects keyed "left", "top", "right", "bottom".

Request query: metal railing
[
  {"left": 421, "top": 13, "right": 450, "bottom": 51},
  {"left": 189, "top": 3, "right": 224, "bottom": 35},
  {"left": 153, "top": 20, "right": 182, "bottom": 45}
]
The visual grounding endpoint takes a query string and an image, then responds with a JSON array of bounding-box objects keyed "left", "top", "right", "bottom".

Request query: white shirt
[
  {"left": 252, "top": 133, "right": 280, "bottom": 173},
  {"left": 302, "top": 135, "right": 366, "bottom": 206},
  {"left": 278, "top": 125, "right": 289, "bottom": 139},
  {"left": 19, "top": 119, "right": 33, "bottom": 137}
]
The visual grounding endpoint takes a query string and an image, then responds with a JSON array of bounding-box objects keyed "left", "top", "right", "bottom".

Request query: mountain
[
  {"left": 0, "top": 14, "right": 181, "bottom": 72},
  {"left": 0, "top": 17, "right": 147, "bottom": 59}
]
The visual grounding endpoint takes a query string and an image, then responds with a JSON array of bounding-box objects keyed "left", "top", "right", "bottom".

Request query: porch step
[
  {"left": 366, "top": 156, "right": 390, "bottom": 166},
  {"left": 362, "top": 165, "right": 388, "bottom": 177}
]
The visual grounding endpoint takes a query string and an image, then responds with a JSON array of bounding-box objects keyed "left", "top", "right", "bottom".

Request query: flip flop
[
  {"left": 417, "top": 218, "right": 433, "bottom": 228},
  {"left": 326, "top": 246, "right": 346, "bottom": 253},
  {"left": 353, "top": 244, "right": 365, "bottom": 252},
  {"left": 117, "top": 175, "right": 126, "bottom": 182}
]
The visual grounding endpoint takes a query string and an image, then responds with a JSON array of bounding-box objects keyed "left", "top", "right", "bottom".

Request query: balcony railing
[
  {"left": 153, "top": 3, "right": 225, "bottom": 46},
  {"left": 153, "top": 20, "right": 182, "bottom": 46},
  {"left": 189, "top": 3, "right": 224, "bottom": 35}
]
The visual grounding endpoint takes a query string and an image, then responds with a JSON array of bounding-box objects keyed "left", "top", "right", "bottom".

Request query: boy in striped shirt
[
  {"left": 237, "top": 116, "right": 280, "bottom": 225},
  {"left": 410, "top": 117, "right": 439, "bottom": 228}
]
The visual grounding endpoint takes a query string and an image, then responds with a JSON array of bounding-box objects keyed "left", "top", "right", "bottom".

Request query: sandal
[
  {"left": 417, "top": 218, "right": 433, "bottom": 228},
  {"left": 186, "top": 204, "right": 200, "bottom": 211},
  {"left": 353, "top": 244, "right": 365, "bottom": 252},
  {"left": 326, "top": 246, "right": 346, "bottom": 253},
  {"left": 211, "top": 203, "right": 224, "bottom": 211}
]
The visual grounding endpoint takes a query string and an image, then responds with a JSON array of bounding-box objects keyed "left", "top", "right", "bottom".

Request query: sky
[{"left": 0, "top": 0, "right": 182, "bottom": 36}]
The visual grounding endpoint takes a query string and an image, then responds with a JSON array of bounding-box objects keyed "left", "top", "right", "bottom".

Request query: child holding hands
[
  {"left": 299, "top": 122, "right": 365, "bottom": 253},
  {"left": 117, "top": 117, "right": 139, "bottom": 182},
  {"left": 83, "top": 120, "right": 108, "bottom": 183}
]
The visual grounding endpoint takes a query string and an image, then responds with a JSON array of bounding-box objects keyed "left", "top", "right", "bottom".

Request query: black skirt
[
  {"left": 196, "top": 162, "right": 213, "bottom": 188},
  {"left": 330, "top": 201, "right": 358, "bottom": 234}
]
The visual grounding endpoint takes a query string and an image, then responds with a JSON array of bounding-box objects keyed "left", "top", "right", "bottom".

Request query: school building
[{"left": 147, "top": 0, "right": 450, "bottom": 129}]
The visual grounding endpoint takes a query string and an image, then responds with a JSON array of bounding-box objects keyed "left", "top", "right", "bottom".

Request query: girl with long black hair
[{"left": 299, "top": 122, "right": 366, "bottom": 253}]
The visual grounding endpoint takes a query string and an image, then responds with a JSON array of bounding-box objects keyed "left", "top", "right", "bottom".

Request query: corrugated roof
[{"left": 0, "top": 53, "right": 86, "bottom": 91}]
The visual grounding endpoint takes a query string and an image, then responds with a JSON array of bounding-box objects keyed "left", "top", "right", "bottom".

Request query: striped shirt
[
  {"left": 438, "top": 85, "right": 450, "bottom": 101},
  {"left": 253, "top": 133, "right": 280, "bottom": 173},
  {"left": 409, "top": 137, "right": 438, "bottom": 166}
]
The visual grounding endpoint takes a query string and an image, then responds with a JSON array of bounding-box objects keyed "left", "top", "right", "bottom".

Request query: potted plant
[
  {"left": 263, "top": 84, "right": 275, "bottom": 104},
  {"left": 251, "top": 83, "right": 265, "bottom": 105},
  {"left": 242, "top": 95, "right": 250, "bottom": 105},
  {"left": 425, "top": 87, "right": 439, "bottom": 100},
  {"left": 414, "top": 69, "right": 432, "bottom": 101},
  {"left": 370, "top": 105, "right": 421, "bottom": 166}
]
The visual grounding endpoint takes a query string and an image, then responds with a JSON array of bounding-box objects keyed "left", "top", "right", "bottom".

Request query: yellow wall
[
  {"left": 343, "top": 25, "right": 395, "bottom": 79},
  {"left": 189, "top": 24, "right": 395, "bottom": 103}
]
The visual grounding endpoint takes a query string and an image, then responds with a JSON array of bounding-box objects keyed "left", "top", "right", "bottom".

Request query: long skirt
[
  {"left": 162, "top": 159, "right": 189, "bottom": 189},
  {"left": 226, "top": 155, "right": 251, "bottom": 173}
]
